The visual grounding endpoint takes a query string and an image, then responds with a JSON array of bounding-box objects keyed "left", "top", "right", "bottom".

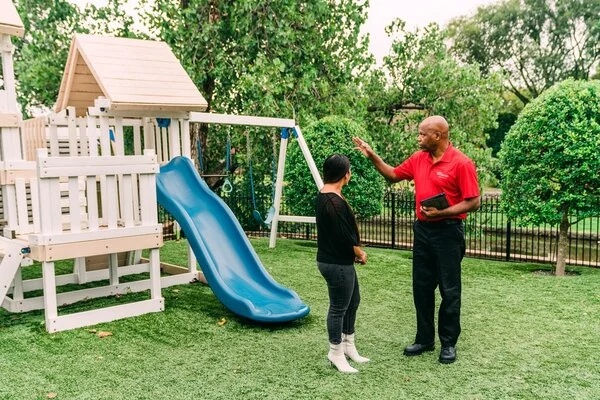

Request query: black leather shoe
[
  {"left": 403, "top": 342, "right": 435, "bottom": 356},
  {"left": 439, "top": 346, "right": 456, "bottom": 364}
]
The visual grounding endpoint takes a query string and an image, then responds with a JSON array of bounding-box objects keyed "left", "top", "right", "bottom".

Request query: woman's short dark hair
[{"left": 323, "top": 154, "right": 350, "bottom": 184}]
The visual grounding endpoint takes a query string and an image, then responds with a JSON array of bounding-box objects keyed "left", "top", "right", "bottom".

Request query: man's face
[{"left": 417, "top": 124, "right": 438, "bottom": 152}]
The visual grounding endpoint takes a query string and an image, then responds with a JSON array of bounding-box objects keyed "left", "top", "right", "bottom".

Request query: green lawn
[{"left": 1, "top": 238, "right": 599, "bottom": 400}]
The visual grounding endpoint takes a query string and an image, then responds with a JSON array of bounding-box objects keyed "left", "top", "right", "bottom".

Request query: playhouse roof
[
  {"left": 55, "top": 34, "right": 208, "bottom": 116},
  {"left": 0, "top": 0, "right": 24, "bottom": 37}
]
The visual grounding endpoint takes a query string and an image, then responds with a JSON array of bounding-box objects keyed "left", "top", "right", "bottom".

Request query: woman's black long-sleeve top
[{"left": 315, "top": 192, "right": 360, "bottom": 265}]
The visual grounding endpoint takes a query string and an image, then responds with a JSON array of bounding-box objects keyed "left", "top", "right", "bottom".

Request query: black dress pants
[{"left": 412, "top": 220, "right": 465, "bottom": 347}]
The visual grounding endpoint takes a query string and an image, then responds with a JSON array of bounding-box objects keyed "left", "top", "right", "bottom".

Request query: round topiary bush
[
  {"left": 499, "top": 79, "right": 600, "bottom": 224},
  {"left": 285, "top": 116, "right": 386, "bottom": 218},
  {"left": 499, "top": 79, "right": 600, "bottom": 275}
]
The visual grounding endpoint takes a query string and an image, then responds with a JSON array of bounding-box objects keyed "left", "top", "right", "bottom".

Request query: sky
[
  {"left": 69, "top": 0, "right": 499, "bottom": 64},
  {"left": 363, "top": 0, "right": 498, "bottom": 64}
]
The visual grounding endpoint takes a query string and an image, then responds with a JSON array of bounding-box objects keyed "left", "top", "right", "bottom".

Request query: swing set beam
[
  {"left": 190, "top": 112, "right": 295, "bottom": 128},
  {"left": 188, "top": 111, "right": 323, "bottom": 248}
]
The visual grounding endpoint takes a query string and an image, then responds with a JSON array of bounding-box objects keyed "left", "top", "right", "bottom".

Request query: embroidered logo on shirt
[{"left": 436, "top": 171, "right": 449, "bottom": 179}]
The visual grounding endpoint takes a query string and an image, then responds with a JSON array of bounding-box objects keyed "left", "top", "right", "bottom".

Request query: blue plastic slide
[{"left": 156, "top": 156, "right": 310, "bottom": 323}]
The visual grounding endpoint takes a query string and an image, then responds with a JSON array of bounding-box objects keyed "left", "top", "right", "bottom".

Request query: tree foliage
[
  {"left": 486, "top": 112, "right": 518, "bottom": 157},
  {"left": 285, "top": 116, "right": 385, "bottom": 218},
  {"left": 499, "top": 79, "right": 600, "bottom": 274},
  {"left": 448, "top": 0, "right": 600, "bottom": 106},
  {"left": 140, "top": 0, "right": 373, "bottom": 179},
  {"left": 365, "top": 21, "right": 503, "bottom": 185}
]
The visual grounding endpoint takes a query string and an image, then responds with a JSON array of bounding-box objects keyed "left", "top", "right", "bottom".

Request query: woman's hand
[{"left": 354, "top": 248, "right": 367, "bottom": 265}]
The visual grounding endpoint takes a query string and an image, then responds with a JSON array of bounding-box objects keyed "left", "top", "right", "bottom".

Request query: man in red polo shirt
[{"left": 353, "top": 115, "right": 480, "bottom": 364}]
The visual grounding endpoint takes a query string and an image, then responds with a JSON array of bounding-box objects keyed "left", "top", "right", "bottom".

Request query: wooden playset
[{"left": 0, "top": 0, "right": 322, "bottom": 332}]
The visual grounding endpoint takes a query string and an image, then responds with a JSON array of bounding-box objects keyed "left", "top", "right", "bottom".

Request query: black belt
[{"left": 417, "top": 218, "right": 462, "bottom": 225}]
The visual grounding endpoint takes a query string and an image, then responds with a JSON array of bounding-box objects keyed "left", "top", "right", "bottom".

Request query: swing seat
[
  {"left": 252, "top": 209, "right": 264, "bottom": 224},
  {"left": 264, "top": 206, "right": 275, "bottom": 226}
]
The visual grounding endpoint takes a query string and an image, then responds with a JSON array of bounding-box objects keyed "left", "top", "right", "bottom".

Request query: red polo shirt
[{"left": 393, "top": 144, "right": 480, "bottom": 221}]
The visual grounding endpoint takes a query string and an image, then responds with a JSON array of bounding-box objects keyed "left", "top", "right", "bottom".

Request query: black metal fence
[{"left": 160, "top": 190, "right": 600, "bottom": 268}]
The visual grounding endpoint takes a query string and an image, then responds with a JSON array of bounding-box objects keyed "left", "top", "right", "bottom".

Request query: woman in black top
[{"left": 316, "top": 154, "right": 369, "bottom": 374}]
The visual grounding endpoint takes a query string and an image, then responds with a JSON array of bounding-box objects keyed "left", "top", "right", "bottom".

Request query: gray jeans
[{"left": 317, "top": 262, "right": 361, "bottom": 344}]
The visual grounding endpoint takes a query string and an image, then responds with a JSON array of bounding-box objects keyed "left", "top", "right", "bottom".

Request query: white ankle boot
[
  {"left": 343, "top": 333, "right": 370, "bottom": 363},
  {"left": 328, "top": 343, "right": 358, "bottom": 373}
]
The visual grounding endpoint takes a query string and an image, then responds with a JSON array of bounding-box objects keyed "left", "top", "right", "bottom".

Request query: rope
[
  {"left": 245, "top": 130, "right": 257, "bottom": 207},
  {"left": 221, "top": 128, "right": 233, "bottom": 194},
  {"left": 225, "top": 136, "right": 231, "bottom": 171},
  {"left": 263, "top": 130, "right": 279, "bottom": 226},
  {"left": 249, "top": 159, "right": 258, "bottom": 208},
  {"left": 246, "top": 129, "right": 265, "bottom": 224},
  {"left": 270, "top": 130, "right": 278, "bottom": 201}
]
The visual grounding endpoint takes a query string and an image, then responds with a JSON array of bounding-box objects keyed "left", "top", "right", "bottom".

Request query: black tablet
[{"left": 420, "top": 192, "right": 449, "bottom": 210}]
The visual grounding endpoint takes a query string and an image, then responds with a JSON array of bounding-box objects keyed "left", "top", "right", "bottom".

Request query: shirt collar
[
  {"left": 427, "top": 142, "right": 455, "bottom": 163},
  {"left": 438, "top": 143, "right": 455, "bottom": 163}
]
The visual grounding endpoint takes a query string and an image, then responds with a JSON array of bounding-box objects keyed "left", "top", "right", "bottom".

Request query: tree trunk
[
  {"left": 555, "top": 208, "right": 569, "bottom": 276},
  {"left": 197, "top": 75, "right": 214, "bottom": 173},
  {"left": 507, "top": 80, "right": 530, "bottom": 106},
  {"left": 190, "top": 122, "right": 200, "bottom": 170}
]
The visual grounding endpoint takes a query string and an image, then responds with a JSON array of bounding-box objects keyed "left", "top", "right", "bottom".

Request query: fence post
[
  {"left": 506, "top": 220, "right": 512, "bottom": 262},
  {"left": 391, "top": 191, "right": 396, "bottom": 249}
]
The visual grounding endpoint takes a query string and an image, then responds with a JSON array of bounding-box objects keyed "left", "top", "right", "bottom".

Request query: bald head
[
  {"left": 420, "top": 116, "right": 449, "bottom": 138},
  {"left": 417, "top": 115, "right": 450, "bottom": 154}
]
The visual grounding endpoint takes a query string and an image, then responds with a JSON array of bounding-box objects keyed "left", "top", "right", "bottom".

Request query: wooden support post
[
  {"left": 160, "top": 124, "right": 168, "bottom": 162},
  {"left": 149, "top": 248, "right": 161, "bottom": 300},
  {"left": 78, "top": 117, "right": 89, "bottom": 156},
  {"left": 169, "top": 120, "right": 181, "bottom": 158},
  {"left": 12, "top": 267, "right": 23, "bottom": 301},
  {"left": 133, "top": 124, "right": 142, "bottom": 155},
  {"left": 86, "top": 116, "right": 99, "bottom": 157},
  {"left": 67, "top": 107, "right": 78, "bottom": 156},
  {"left": 181, "top": 119, "right": 191, "bottom": 158},
  {"left": 109, "top": 253, "right": 119, "bottom": 286},
  {"left": 294, "top": 126, "right": 323, "bottom": 189},
  {"left": 75, "top": 257, "right": 87, "bottom": 284},
  {"left": 187, "top": 243, "right": 196, "bottom": 273},
  {"left": 269, "top": 134, "right": 289, "bottom": 248},
  {"left": 42, "top": 261, "right": 58, "bottom": 332}
]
